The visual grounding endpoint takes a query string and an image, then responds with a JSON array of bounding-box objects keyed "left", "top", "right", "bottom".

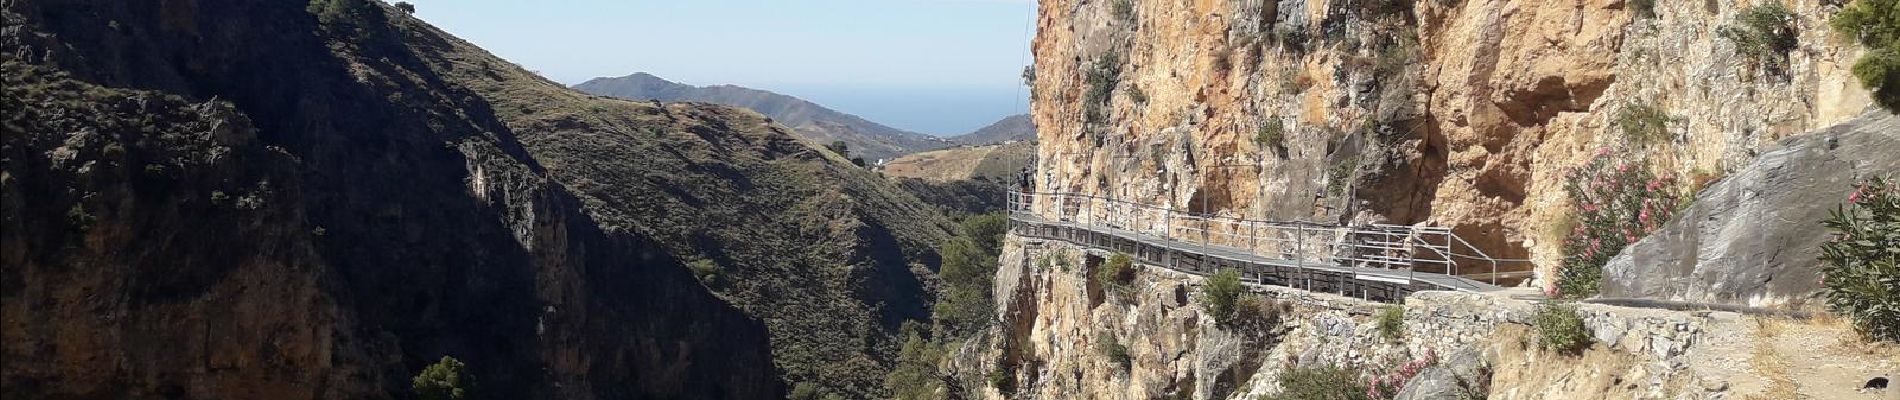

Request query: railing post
[
  {"left": 1296, "top": 224, "right": 1308, "bottom": 291},
  {"left": 1248, "top": 220, "right": 1257, "bottom": 254}
]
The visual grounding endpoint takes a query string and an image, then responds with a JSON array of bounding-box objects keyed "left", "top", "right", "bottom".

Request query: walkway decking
[{"left": 1007, "top": 192, "right": 1508, "bottom": 303}]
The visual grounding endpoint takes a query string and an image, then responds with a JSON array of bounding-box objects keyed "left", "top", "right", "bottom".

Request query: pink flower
[{"left": 1848, "top": 188, "right": 1863, "bottom": 204}]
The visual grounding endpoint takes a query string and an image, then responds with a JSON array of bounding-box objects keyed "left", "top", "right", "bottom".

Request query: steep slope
[
  {"left": 574, "top": 72, "right": 955, "bottom": 161},
  {"left": 4, "top": 1, "right": 960, "bottom": 399},
  {"left": 1, "top": 1, "right": 777, "bottom": 399},
  {"left": 953, "top": 113, "right": 1037, "bottom": 145},
  {"left": 882, "top": 141, "right": 1036, "bottom": 183}
]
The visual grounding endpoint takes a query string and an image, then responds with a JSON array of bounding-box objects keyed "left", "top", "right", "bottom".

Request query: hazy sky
[{"left": 406, "top": 0, "right": 1037, "bottom": 135}]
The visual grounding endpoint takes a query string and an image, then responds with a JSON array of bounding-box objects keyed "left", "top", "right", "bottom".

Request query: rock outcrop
[{"left": 1601, "top": 112, "right": 1900, "bottom": 307}]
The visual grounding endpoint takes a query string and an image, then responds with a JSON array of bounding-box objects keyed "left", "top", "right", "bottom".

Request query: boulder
[{"left": 1600, "top": 112, "right": 1900, "bottom": 307}]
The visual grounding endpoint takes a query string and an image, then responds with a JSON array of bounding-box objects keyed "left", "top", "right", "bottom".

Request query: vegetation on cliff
[
  {"left": 1833, "top": 0, "right": 1900, "bottom": 111},
  {"left": 1820, "top": 177, "right": 1899, "bottom": 342}
]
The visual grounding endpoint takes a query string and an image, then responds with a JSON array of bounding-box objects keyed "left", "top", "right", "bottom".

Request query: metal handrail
[{"left": 1006, "top": 190, "right": 1529, "bottom": 286}]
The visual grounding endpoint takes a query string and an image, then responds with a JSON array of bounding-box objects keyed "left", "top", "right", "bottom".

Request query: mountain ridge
[
  {"left": 950, "top": 113, "right": 1035, "bottom": 145},
  {"left": 574, "top": 72, "right": 954, "bottom": 161}
]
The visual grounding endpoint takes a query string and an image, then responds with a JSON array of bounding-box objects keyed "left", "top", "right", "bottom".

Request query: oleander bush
[
  {"left": 1556, "top": 149, "right": 1682, "bottom": 298},
  {"left": 1819, "top": 177, "right": 1900, "bottom": 342},
  {"left": 1201, "top": 268, "right": 1246, "bottom": 326}
]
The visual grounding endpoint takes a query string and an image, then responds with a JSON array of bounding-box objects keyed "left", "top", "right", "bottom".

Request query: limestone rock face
[
  {"left": 1027, "top": 0, "right": 1878, "bottom": 285},
  {"left": 1600, "top": 113, "right": 1900, "bottom": 307}
]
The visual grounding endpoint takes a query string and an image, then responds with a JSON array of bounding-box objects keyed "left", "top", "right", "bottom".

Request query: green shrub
[
  {"left": 1111, "top": 0, "right": 1136, "bottom": 24},
  {"left": 827, "top": 140, "right": 850, "bottom": 157},
  {"left": 1098, "top": 253, "right": 1137, "bottom": 303},
  {"left": 1261, "top": 364, "right": 1370, "bottom": 400},
  {"left": 1084, "top": 53, "right": 1123, "bottom": 123},
  {"left": 686, "top": 259, "right": 720, "bottom": 285},
  {"left": 885, "top": 322, "right": 946, "bottom": 400},
  {"left": 1201, "top": 268, "right": 1246, "bottom": 326},
  {"left": 959, "top": 213, "right": 1009, "bottom": 253},
  {"left": 1375, "top": 305, "right": 1405, "bottom": 340},
  {"left": 1832, "top": 0, "right": 1900, "bottom": 111},
  {"left": 1532, "top": 302, "right": 1591, "bottom": 354},
  {"left": 1127, "top": 84, "right": 1149, "bottom": 104},
  {"left": 1326, "top": 158, "right": 1356, "bottom": 197},
  {"left": 1614, "top": 101, "right": 1674, "bottom": 145},
  {"left": 988, "top": 365, "right": 1018, "bottom": 395},
  {"left": 1717, "top": 2, "right": 1798, "bottom": 77},
  {"left": 789, "top": 382, "right": 824, "bottom": 400},
  {"left": 1557, "top": 149, "right": 1682, "bottom": 298},
  {"left": 1819, "top": 177, "right": 1900, "bottom": 342},
  {"left": 1097, "top": 339, "right": 1132, "bottom": 370},
  {"left": 1098, "top": 253, "right": 1134, "bottom": 285},
  {"left": 1631, "top": 0, "right": 1658, "bottom": 19},
  {"left": 1256, "top": 117, "right": 1286, "bottom": 150},
  {"left": 413, "top": 356, "right": 475, "bottom": 400},
  {"left": 935, "top": 237, "right": 997, "bottom": 337}
]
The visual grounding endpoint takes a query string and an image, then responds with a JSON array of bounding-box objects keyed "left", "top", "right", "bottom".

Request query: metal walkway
[{"left": 1007, "top": 191, "right": 1520, "bottom": 302}]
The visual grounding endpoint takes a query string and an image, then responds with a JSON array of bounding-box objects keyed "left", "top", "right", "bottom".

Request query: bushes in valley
[
  {"left": 885, "top": 322, "right": 947, "bottom": 400},
  {"left": 1532, "top": 301, "right": 1591, "bottom": 354},
  {"left": 1556, "top": 149, "right": 1681, "bottom": 298},
  {"left": 932, "top": 213, "right": 1010, "bottom": 338},
  {"left": 1831, "top": 0, "right": 1900, "bottom": 111},
  {"left": 1818, "top": 177, "right": 1899, "bottom": 342},
  {"left": 1718, "top": 2, "right": 1799, "bottom": 77},
  {"left": 413, "top": 356, "right": 475, "bottom": 400},
  {"left": 1375, "top": 305, "right": 1405, "bottom": 340}
]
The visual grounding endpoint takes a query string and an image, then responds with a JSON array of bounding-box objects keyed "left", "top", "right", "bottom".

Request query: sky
[{"left": 406, "top": 0, "right": 1037, "bottom": 136}]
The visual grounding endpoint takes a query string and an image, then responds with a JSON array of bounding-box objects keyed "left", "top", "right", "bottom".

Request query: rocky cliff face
[
  {"left": 1027, "top": 0, "right": 1880, "bottom": 285},
  {"left": 1, "top": 0, "right": 951, "bottom": 398},
  {"left": 1601, "top": 112, "right": 1900, "bottom": 307}
]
